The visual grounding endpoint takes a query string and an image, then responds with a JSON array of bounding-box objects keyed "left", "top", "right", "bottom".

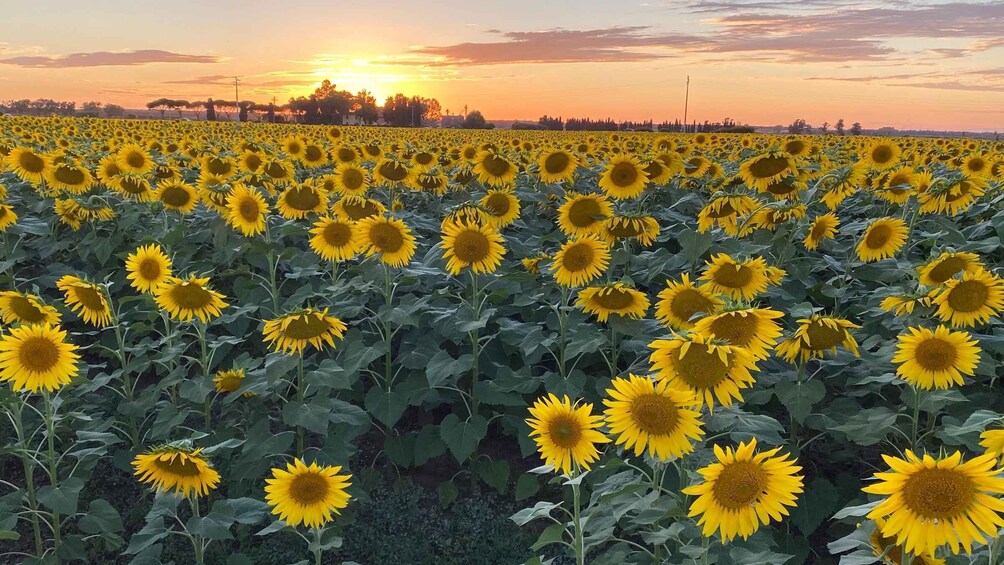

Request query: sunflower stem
[
  {"left": 911, "top": 386, "right": 923, "bottom": 450},
  {"left": 313, "top": 527, "right": 323, "bottom": 565},
  {"left": 297, "top": 352, "right": 305, "bottom": 456},
  {"left": 469, "top": 271, "right": 481, "bottom": 417},
  {"left": 265, "top": 220, "right": 280, "bottom": 316},
  {"left": 196, "top": 321, "right": 211, "bottom": 431},
  {"left": 558, "top": 286, "right": 570, "bottom": 379},
  {"left": 42, "top": 391, "right": 61, "bottom": 561},
  {"left": 990, "top": 534, "right": 1002, "bottom": 565},
  {"left": 571, "top": 473, "right": 585, "bottom": 565},
  {"left": 11, "top": 397, "right": 44, "bottom": 558},
  {"left": 700, "top": 534, "right": 710, "bottom": 565},
  {"left": 190, "top": 496, "right": 204, "bottom": 565},
  {"left": 112, "top": 315, "right": 141, "bottom": 448},
  {"left": 382, "top": 263, "right": 394, "bottom": 393},
  {"left": 609, "top": 325, "right": 619, "bottom": 379}
]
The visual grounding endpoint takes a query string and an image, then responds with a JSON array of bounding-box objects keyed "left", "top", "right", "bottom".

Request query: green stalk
[
  {"left": 572, "top": 478, "right": 584, "bottom": 565},
  {"left": 11, "top": 399, "right": 43, "bottom": 558},
  {"left": 558, "top": 287, "right": 570, "bottom": 379},
  {"left": 911, "top": 386, "right": 923, "bottom": 450},
  {"left": 112, "top": 317, "right": 140, "bottom": 448},
  {"left": 469, "top": 271, "right": 481, "bottom": 417},
  {"left": 196, "top": 322, "right": 211, "bottom": 431},
  {"left": 42, "top": 392, "right": 61, "bottom": 561},
  {"left": 265, "top": 220, "right": 280, "bottom": 315},
  {"left": 313, "top": 527, "right": 323, "bottom": 565},
  {"left": 190, "top": 496, "right": 204, "bottom": 565},
  {"left": 297, "top": 352, "right": 305, "bottom": 455},
  {"left": 383, "top": 263, "right": 394, "bottom": 393},
  {"left": 609, "top": 325, "right": 619, "bottom": 379}
]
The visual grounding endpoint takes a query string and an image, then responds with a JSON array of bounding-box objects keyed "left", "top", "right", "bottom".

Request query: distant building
[
  {"left": 342, "top": 114, "right": 365, "bottom": 126},
  {"left": 441, "top": 114, "right": 465, "bottom": 128}
]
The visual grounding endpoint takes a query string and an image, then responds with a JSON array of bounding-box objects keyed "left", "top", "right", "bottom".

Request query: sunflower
[
  {"left": 356, "top": 215, "right": 417, "bottom": 268},
  {"left": 113, "top": 175, "right": 155, "bottom": 202},
  {"left": 201, "top": 154, "right": 234, "bottom": 177},
  {"left": 415, "top": 171, "right": 449, "bottom": 194},
  {"left": 863, "top": 450, "right": 1004, "bottom": 555},
  {"left": 856, "top": 217, "right": 909, "bottom": 262},
  {"left": 227, "top": 184, "right": 270, "bottom": 236},
  {"left": 474, "top": 151, "right": 517, "bottom": 188},
  {"left": 738, "top": 151, "right": 798, "bottom": 191},
  {"left": 0, "top": 292, "right": 61, "bottom": 326},
  {"left": 263, "top": 308, "right": 347, "bottom": 354},
  {"left": 441, "top": 220, "right": 506, "bottom": 275},
  {"left": 155, "top": 179, "right": 199, "bottom": 213},
  {"left": 261, "top": 158, "right": 294, "bottom": 186},
  {"left": 602, "top": 216, "right": 660, "bottom": 246},
  {"left": 699, "top": 254, "right": 772, "bottom": 301},
  {"left": 0, "top": 204, "right": 17, "bottom": 232},
  {"left": 917, "top": 252, "right": 983, "bottom": 287},
  {"left": 979, "top": 430, "right": 1004, "bottom": 459},
  {"left": 53, "top": 199, "right": 85, "bottom": 230},
  {"left": 522, "top": 254, "right": 550, "bottom": 275},
  {"left": 374, "top": 158, "right": 414, "bottom": 187},
  {"left": 682, "top": 438, "right": 803, "bottom": 542},
  {"left": 929, "top": 269, "right": 1004, "bottom": 327},
  {"left": 960, "top": 153, "right": 991, "bottom": 178},
  {"left": 776, "top": 314, "right": 860, "bottom": 363},
  {"left": 526, "top": 394, "right": 609, "bottom": 475},
  {"left": 125, "top": 244, "right": 173, "bottom": 293},
  {"left": 300, "top": 143, "right": 328, "bottom": 167},
  {"left": 862, "top": 141, "right": 901, "bottom": 170},
  {"left": 277, "top": 183, "right": 328, "bottom": 220},
  {"left": 550, "top": 236, "right": 610, "bottom": 287},
  {"left": 132, "top": 445, "right": 220, "bottom": 498},
  {"left": 0, "top": 324, "right": 80, "bottom": 392},
  {"left": 654, "top": 274, "right": 723, "bottom": 330},
  {"left": 557, "top": 193, "right": 612, "bottom": 237},
  {"left": 333, "top": 196, "right": 386, "bottom": 222},
  {"left": 154, "top": 275, "right": 228, "bottom": 323},
  {"left": 919, "top": 177, "right": 987, "bottom": 216},
  {"left": 213, "top": 368, "right": 253, "bottom": 396},
  {"left": 869, "top": 518, "right": 945, "bottom": 565},
  {"left": 479, "top": 190, "right": 521, "bottom": 228},
  {"left": 648, "top": 332, "right": 759, "bottom": 411},
  {"left": 881, "top": 295, "right": 926, "bottom": 316},
  {"left": 309, "top": 216, "right": 361, "bottom": 263},
  {"left": 603, "top": 374, "right": 704, "bottom": 460},
  {"left": 116, "top": 143, "right": 155, "bottom": 175},
  {"left": 892, "top": 325, "right": 980, "bottom": 390},
  {"left": 599, "top": 155, "right": 649, "bottom": 199},
  {"left": 697, "top": 195, "right": 757, "bottom": 236},
  {"left": 265, "top": 458, "right": 352, "bottom": 528},
  {"left": 5, "top": 147, "right": 50, "bottom": 185},
  {"left": 803, "top": 213, "right": 840, "bottom": 251},
  {"left": 45, "top": 162, "right": 94, "bottom": 194},
  {"left": 56, "top": 275, "right": 112, "bottom": 327},
  {"left": 692, "top": 307, "right": 784, "bottom": 360},
  {"left": 537, "top": 149, "right": 578, "bottom": 183},
  {"left": 576, "top": 283, "right": 650, "bottom": 322}
]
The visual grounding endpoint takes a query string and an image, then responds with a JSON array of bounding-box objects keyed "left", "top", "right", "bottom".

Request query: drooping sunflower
[
  {"left": 0, "top": 324, "right": 80, "bottom": 392},
  {"left": 526, "top": 394, "right": 610, "bottom": 475},
  {"left": 355, "top": 215, "right": 417, "bottom": 268},
  {"left": 473, "top": 151, "right": 517, "bottom": 188},
  {"left": 277, "top": 183, "right": 328, "bottom": 220},
  {"left": 576, "top": 283, "right": 650, "bottom": 322},
  {"left": 880, "top": 295, "right": 927, "bottom": 316},
  {"left": 920, "top": 176, "right": 988, "bottom": 216},
  {"left": 683, "top": 438, "right": 803, "bottom": 542},
  {"left": 699, "top": 254, "right": 772, "bottom": 301},
  {"left": 863, "top": 450, "right": 1004, "bottom": 556},
  {"left": 265, "top": 458, "right": 352, "bottom": 528},
  {"left": 917, "top": 251, "right": 983, "bottom": 287},
  {"left": 132, "top": 445, "right": 220, "bottom": 498},
  {"left": 648, "top": 332, "right": 759, "bottom": 411},
  {"left": 154, "top": 275, "right": 228, "bottom": 323},
  {"left": 892, "top": 325, "right": 980, "bottom": 390},
  {"left": 56, "top": 275, "right": 112, "bottom": 327},
  {"left": 738, "top": 151, "right": 798, "bottom": 191},
  {"left": 263, "top": 308, "right": 347, "bottom": 354},
  {"left": 929, "top": 269, "right": 1004, "bottom": 327},
  {"left": 550, "top": 236, "right": 611, "bottom": 288},
  {"left": 441, "top": 220, "right": 506, "bottom": 275},
  {"left": 309, "top": 216, "right": 361, "bottom": 263},
  {"left": 803, "top": 213, "right": 840, "bottom": 251},
  {"left": 537, "top": 149, "right": 578, "bottom": 184},
  {"left": 113, "top": 175, "right": 155, "bottom": 202},
  {"left": 856, "top": 217, "right": 909, "bottom": 262},
  {"left": 125, "top": 244, "right": 173, "bottom": 293},
  {"left": 479, "top": 190, "right": 521, "bottom": 228},
  {"left": 602, "top": 215, "right": 661, "bottom": 247},
  {"left": 374, "top": 158, "right": 415, "bottom": 187},
  {"left": 155, "top": 179, "right": 199, "bottom": 213},
  {"left": 0, "top": 291, "right": 61, "bottom": 326},
  {"left": 5, "top": 147, "right": 50, "bottom": 185},
  {"left": 654, "top": 274, "right": 723, "bottom": 330},
  {"left": 0, "top": 204, "right": 18, "bottom": 232},
  {"left": 776, "top": 314, "right": 860, "bottom": 363},
  {"left": 697, "top": 195, "right": 758, "bottom": 236},
  {"left": 599, "top": 155, "right": 649, "bottom": 200},
  {"left": 522, "top": 254, "right": 550, "bottom": 275},
  {"left": 557, "top": 193, "right": 612, "bottom": 237},
  {"left": 116, "top": 143, "right": 155, "bottom": 175},
  {"left": 862, "top": 140, "right": 901, "bottom": 170},
  {"left": 213, "top": 368, "right": 253, "bottom": 396},
  {"left": 603, "top": 374, "right": 704, "bottom": 460},
  {"left": 692, "top": 307, "right": 784, "bottom": 360},
  {"left": 227, "top": 184, "right": 270, "bottom": 236},
  {"left": 333, "top": 195, "right": 386, "bottom": 222}
]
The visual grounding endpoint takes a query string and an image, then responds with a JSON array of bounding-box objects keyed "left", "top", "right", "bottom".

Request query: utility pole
[
  {"left": 234, "top": 77, "right": 241, "bottom": 124},
  {"left": 683, "top": 76, "right": 690, "bottom": 133}
]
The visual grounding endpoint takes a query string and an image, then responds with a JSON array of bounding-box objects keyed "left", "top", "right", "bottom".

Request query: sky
[{"left": 1, "top": 0, "right": 1002, "bottom": 131}]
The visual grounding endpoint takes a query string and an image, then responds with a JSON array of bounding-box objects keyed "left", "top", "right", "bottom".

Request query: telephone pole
[
  {"left": 234, "top": 77, "right": 241, "bottom": 124},
  {"left": 683, "top": 76, "right": 690, "bottom": 133}
]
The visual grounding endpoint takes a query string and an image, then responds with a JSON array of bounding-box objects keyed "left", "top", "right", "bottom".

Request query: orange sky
[{"left": 2, "top": 0, "right": 1002, "bottom": 131}]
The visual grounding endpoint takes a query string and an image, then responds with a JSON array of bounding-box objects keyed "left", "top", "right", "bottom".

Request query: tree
[
  {"left": 538, "top": 115, "right": 563, "bottom": 130},
  {"left": 850, "top": 122, "right": 863, "bottom": 135},
  {"left": 104, "top": 104, "right": 125, "bottom": 118},
  {"left": 423, "top": 98, "right": 442, "bottom": 124},
  {"left": 835, "top": 119, "right": 845, "bottom": 135},
  {"left": 188, "top": 101, "right": 205, "bottom": 121},
  {"left": 461, "top": 110, "right": 489, "bottom": 129},
  {"left": 81, "top": 101, "right": 102, "bottom": 115},
  {"left": 820, "top": 121, "right": 829, "bottom": 134},
  {"left": 205, "top": 99, "right": 216, "bottom": 121},
  {"left": 146, "top": 98, "right": 171, "bottom": 119},
  {"left": 788, "top": 118, "right": 811, "bottom": 134}
]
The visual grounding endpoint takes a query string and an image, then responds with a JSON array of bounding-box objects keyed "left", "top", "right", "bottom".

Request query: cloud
[{"left": 0, "top": 49, "right": 222, "bottom": 68}]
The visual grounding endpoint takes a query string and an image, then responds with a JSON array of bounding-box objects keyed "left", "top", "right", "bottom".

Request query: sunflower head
[
  {"left": 265, "top": 458, "right": 352, "bottom": 528},
  {"left": 776, "top": 314, "right": 860, "bottom": 363},
  {"left": 355, "top": 215, "right": 417, "bottom": 268},
  {"left": 0, "top": 324, "right": 80, "bottom": 393},
  {"left": 126, "top": 244, "right": 173, "bottom": 293},
  {"left": 154, "top": 275, "right": 228, "bottom": 323},
  {"left": 550, "top": 236, "right": 611, "bottom": 288},
  {"left": 441, "top": 220, "right": 506, "bottom": 275},
  {"left": 648, "top": 332, "right": 759, "bottom": 411},
  {"left": 132, "top": 443, "right": 221, "bottom": 498},
  {"left": 0, "top": 292, "right": 61, "bottom": 326},
  {"left": 603, "top": 374, "right": 704, "bottom": 460},
  {"left": 263, "top": 308, "right": 348, "bottom": 354},
  {"left": 892, "top": 325, "right": 980, "bottom": 390},
  {"left": 56, "top": 275, "right": 112, "bottom": 327},
  {"left": 576, "top": 283, "right": 650, "bottom": 322},
  {"left": 526, "top": 394, "right": 610, "bottom": 475}
]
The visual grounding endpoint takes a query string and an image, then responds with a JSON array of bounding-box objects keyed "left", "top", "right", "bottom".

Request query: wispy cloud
[{"left": 0, "top": 49, "right": 222, "bottom": 68}]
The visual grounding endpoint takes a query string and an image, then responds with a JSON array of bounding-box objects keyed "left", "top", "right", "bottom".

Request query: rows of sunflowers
[{"left": 0, "top": 115, "right": 1003, "bottom": 564}]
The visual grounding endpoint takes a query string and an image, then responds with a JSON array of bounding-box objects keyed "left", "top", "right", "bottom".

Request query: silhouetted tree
[
  {"left": 850, "top": 122, "right": 863, "bottom": 135},
  {"left": 835, "top": 119, "right": 845, "bottom": 135},
  {"left": 820, "top": 121, "right": 829, "bottom": 134},
  {"left": 103, "top": 104, "right": 125, "bottom": 118}
]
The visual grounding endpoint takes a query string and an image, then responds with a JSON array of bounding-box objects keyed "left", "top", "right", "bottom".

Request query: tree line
[{"left": 788, "top": 118, "right": 863, "bottom": 135}]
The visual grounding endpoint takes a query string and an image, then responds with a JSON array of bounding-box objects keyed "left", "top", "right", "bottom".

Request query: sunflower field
[{"left": 1, "top": 116, "right": 1004, "bottom": 565}]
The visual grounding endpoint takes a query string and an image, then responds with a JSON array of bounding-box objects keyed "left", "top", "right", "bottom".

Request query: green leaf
[
  {"left": 0, "top": 530, "right": 19, "bottom": 541},
  {"left": 832, "top": 407, "right": 899, "bottom": 446},
  {"left": 413, "top": 425, "right": 447, "bottom": 466},
  {"left": 531, "top": 523, "right": 566, "bottom": 551},
  {"left": 515, "top": 474, "right": 540, "bottom": 502},
  {"left": 37, "top": 477, "right": 84, "bottom": 515},
  {"left": 774, "top": 379, "right": 826, "bottom": 423},
  {"left": 790, "top": 478, "right": 839, "bottom": 534},
  {"left": 78, "top": 499, "right": 124, "bottom": 535},
  {"left": 256, "top": 520, "right": 289, "bottom": 536},
  {"left": 678, "top": 228, "right": 714, "bottom": 265},
  {"left": 187, "top": 501, "right": 236, "bottom": 540},
  {"left": 479, "top": 459, "right": 510, "bottom": 493},
  {"left": 438, "top": 414, "right": 488, "bottom": 463},
  {"left": 384, "top": 433, "right": 415, "bottom": 467},
  {"left": 426, "top": 350, "right": 473, "bottom": 388},
  {"left": 282, "top": 401, "right": 331, "bottom": 436},
  {"left": 437, "top": 480, "right": 458, "bottom": 507},
  {"left": 511, "top": 501, "right": 560, "bottom": 526},
  {"left": 364, "top": 387, "right": 410, "bottom": 428}
]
